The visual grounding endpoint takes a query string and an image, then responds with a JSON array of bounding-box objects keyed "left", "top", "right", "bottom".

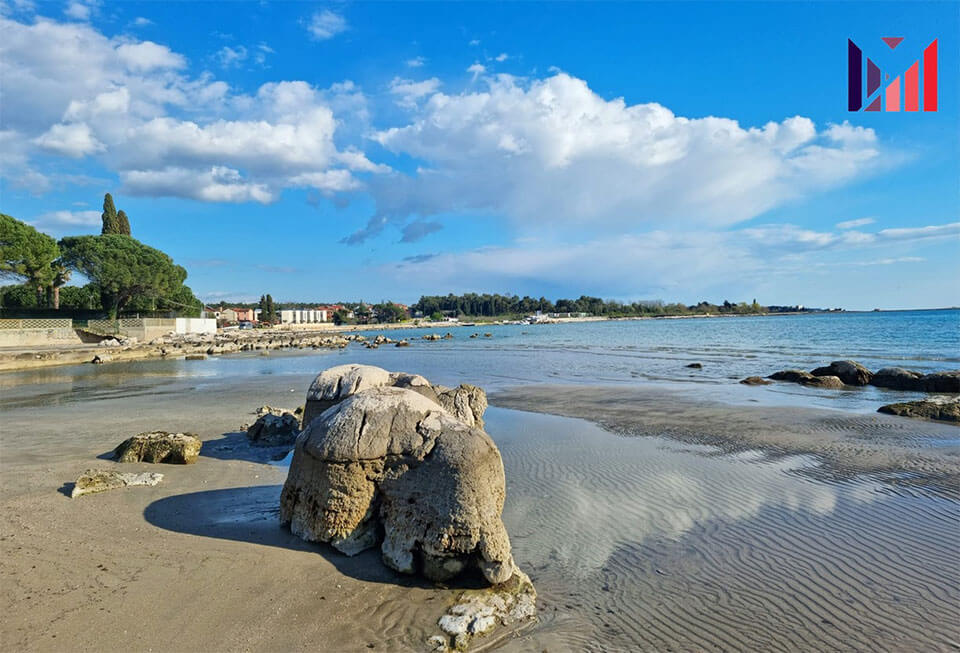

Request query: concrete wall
[{"left": 175, "top": 318, "right": 216, "bottom": 334}]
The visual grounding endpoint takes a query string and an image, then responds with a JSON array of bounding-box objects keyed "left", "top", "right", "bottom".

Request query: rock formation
[
  {"left": 71, "top": 469, "right": 163, "bottom": 498},
  {"left": 114, "top": 432, "right": 202, "bottom": 464},
  {"left": 301, "top": 364, "right": 486, "bottom": 429},
  {"left": 810, "top": 360, "right": 872, "bottom": 386},
  {"left": 280, "top": 366, "right": 521, "bottom": 589},
  {"left": 870, "top": 367, "right": 925, "bottom": 391},
  {"left": 878, "top": 398, "right": 960, "bottom": 423},
  {"left": 740, "top": 376, "right": 772, "bottom": 385}
]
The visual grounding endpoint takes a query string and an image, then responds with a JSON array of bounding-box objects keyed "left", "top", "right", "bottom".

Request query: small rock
[
  {"left": 810, "top": 360, "right": 872, "bottom": 386},
  {"left": 185, "top": 354, "right": 207, "bottom": 360},
  {"left": 395, "top": 340, "right": 410, "bottom": 347},
  {"left": 114, "top": 432, "right": 202, "bottom": 464},
  {"left": 71, "top": 469, "right": 163, "bottom": 498},
  {"left": 740, "top": 376, "right": 772, "bottom": 386},
  {"left": 686, "top": 363, "right": 703, "bottom": 369},
  {"left": 91, "top": 355, "right": 110, "bottom": 365},
  {"left": 768, "top": 369, "right": 816, "bottom": 384},
  {"left": 803, "top": 375, "right": 845, "bottom": 389}
]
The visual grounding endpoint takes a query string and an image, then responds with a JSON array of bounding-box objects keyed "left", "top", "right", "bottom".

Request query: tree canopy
[
  {"left": 0, "top": 213, "right": 60, "bottom": 291},
  {"left": 59, "top": 235, "right": 187, "bottom": 318}
]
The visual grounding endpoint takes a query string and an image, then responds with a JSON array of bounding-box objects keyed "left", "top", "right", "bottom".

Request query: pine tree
[
  {"left": 116, "top": 209, "right": 131, "bottom": 236},
  {"left": 101, "top": 193, "right": 118, "bottom": 234},
  {"left": 265, "top": 294, "right": 275, "bottom": 321}
]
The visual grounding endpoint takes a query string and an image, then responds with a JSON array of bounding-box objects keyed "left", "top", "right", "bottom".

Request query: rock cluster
[
  {"left": 71, "top": 469, "right": 163, "bottom": 498},
  {"left": 766, "top": 360, "right": 960, "bottom": 393},
  {"left": 114, "top": 431, "right": 202, "bottom": 464},
  {"left": 280, "top": 365, "right": 521, "bottom": 589},
  {"left": 245, "top": 405, "right": 302, "bottom": 447}
]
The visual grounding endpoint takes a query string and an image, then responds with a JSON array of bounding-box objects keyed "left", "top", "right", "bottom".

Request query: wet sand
[{"left": 1, "top": 370, "right": 958, "bottom": 651}]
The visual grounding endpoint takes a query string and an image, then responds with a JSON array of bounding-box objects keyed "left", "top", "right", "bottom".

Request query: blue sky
[{"left": 1, "top": 1, "right": 957, "bottom": 310}]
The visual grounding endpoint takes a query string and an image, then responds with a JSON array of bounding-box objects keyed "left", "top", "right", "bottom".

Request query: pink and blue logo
[{"left": 848, "top": 37, "right": 938, "bottom": 112}]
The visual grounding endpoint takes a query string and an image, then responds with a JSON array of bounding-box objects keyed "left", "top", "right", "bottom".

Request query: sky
[{"left": 1, "top": 0, "right": 958, "bottom": 310}]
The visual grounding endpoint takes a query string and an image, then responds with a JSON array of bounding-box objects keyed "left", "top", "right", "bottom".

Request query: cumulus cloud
[
  {"left": 29, "top": 209, "right": 100, "bottom": 234},
  {"left": 305, "top": 9, "right": 347, "bottom": 40},
  {"left": 349, "top": 72, "right": 884, "bottom": 243},
  {"left": 33, "top": 122, "right": 104, "bottom": 157},
  {"left": 467, "top": 62, "right": 485, "bottom": 80},
  {"left": 388, "top": 76, "right": 441, "bottom": 107},
  {"left": 64, "top": 0, "right": 97, "bottom": 21},
  {"left": 215, "top": 45, "right": 247, "bottom": 68},
  {"left": 494, "top": 52, "right": 508, "bottom": 62},
  {"left": 836, "top": 217, "right": 875, "bottom": 229},
  {"left": 0, "top": 13, "right": 384, "bottom": 202}
]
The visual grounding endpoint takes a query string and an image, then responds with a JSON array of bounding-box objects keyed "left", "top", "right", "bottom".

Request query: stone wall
[{"left": 0, "top": 319, "right": 84, "bottom": 347}]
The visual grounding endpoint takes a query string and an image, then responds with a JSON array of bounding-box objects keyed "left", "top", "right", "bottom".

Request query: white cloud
[
  {"left": 494, "top": 52, "right": 508, "bottom": 62},
  {"left": 33, "top": 122, "right": 104, "bottom": 157},
  {"left": 388, "top": 76, "right": 441, "bottom": 107},
  {"left": 0, "top": 14, "right": 384, "bottom": 204},
  {"left": 215, "top": 45, "right": 247, "bottom": 68},
  {"left": 115, "top": 41, "right": 186, "bottom": 72},
  {"left": 132, "top": 16, "right": 152, "bottom": 27},
  {"left": 469, "top": 39, "right": 480, "bottom": 46},
  {"left": 836, "top": 217, "right": 875, "bottom": 229},
  {"left": 305, "top": 9, "right": 347, "bottom": 40},
  {"left": 355, "top": 72, "right": 884, "bottom": 243},
  {"left": 467, "top": 62, "right": 485, "bottom": 80},
  {"left": 406, "top": 56, "right": 425, "bottom": 68},
  {"left": 64, "top": 0, "right": 97, "bottom": 21},
  {"left": 29, "top": 209, "right": 100, "bottom": 234},
  {"left": 254, "top": 42, "right": 273, "bottom": 66}
]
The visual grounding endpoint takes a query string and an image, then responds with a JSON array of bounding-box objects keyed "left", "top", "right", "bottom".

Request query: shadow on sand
[
  {"left": 142, "top": 484, "right": 491, "bottom": 590},
  {"left": 199, "top": 431, "right": 295, "bottom": 464}
]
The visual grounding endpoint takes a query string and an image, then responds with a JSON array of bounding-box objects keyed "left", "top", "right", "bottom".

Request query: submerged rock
[
  {"left": 686, "top": 362, "right": 703, "bottom": 369},
  {"left": 436, "top": 570, "right": 537, "bottom": 650},
  {"left": 280, "top": 367, "right": 520, "bottom": 589},
  {"left": 810, "top": 360, "right": 872, "bottom": 386},
  {"left": 803, "top": 375, "right": 846, "bottom": 389},
  {"left": 114, "top": 432, "right": 202, "bottom": 464},
  {"left": 71, "top": 469, "right": 163, "bottom": 498},
  {"left": 246, "top": 406, "right": 301, "bottom": 447},
  {"left": 878, "top": 399, "right": 960, "bottom": 423},
  {"left": 740, "top": 376, "right": 772, "bottom": 386}
]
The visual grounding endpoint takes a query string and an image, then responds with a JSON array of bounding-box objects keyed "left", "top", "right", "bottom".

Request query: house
[
  {"left": 316, "top": 304, "right": 353, "bottom": 319},
  {"left": 220, "top": 308, "right": 238, "bottom": 323},
  {"left": 233, "top": 308, "right": 257, "bottom": 322},
  {"left": 203, "top": 306, "right": 221, "bottom": 320}
]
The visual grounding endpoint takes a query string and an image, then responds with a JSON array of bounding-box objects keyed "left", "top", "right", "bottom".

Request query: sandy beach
[{"left": 2, "top": 353, "right": 957, "bottom": 651}]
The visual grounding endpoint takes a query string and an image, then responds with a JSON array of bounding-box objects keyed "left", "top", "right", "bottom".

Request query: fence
[{"left": 0, "top": 318, "right": 83, "bottom": 347}]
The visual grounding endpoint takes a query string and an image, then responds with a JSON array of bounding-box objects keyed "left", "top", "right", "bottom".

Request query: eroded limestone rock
[
  {"left": 246, "top": 406, "right": 301, "bottom": 447},
  {"left": 280, "top": 371, "right": 516, "bottom": 588},
  {"left": 114, "top": 431, "right": 202, "bottom": 464},
  {"left": 71, "top": 469, "right": 163, "bottom": 498}
]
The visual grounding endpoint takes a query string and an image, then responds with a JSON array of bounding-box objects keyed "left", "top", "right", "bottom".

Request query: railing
[{"left": 0, "top": 318, "right": 73, "bottom": 330}]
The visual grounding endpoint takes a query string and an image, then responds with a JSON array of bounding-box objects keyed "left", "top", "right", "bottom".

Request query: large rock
[
  {"left": 246, "top": 406, "right": 301, "bottom": 447},
  {"left": 921, "top": 371, "right": 960, "bottom": 393},
  {"left": 810, "top": 360, "right": 873, "bottom": 386},
  {"left": 280, "top": 379, "right": 516, "bottom": 586},
  {"left": 878, "top": 399, "right": 960, "bottom": 423},
  {"left": 71, "top": 469, "right": 163, "bottom": 498},
  {"left": 114, "top": 432, "right": 202, "bottom": 464},
  {"left": 301, "top": 364, "right": 487, "bottom": 429},
  {"left": 768, "top": 369, "right": 817, "bottom": 384},
  {"left": 870, "top": 367, "right": 924, "bottom": 391}
]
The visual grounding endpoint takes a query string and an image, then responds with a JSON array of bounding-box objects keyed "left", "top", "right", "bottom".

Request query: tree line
[
  {"left": 412, "top": 294, "right": 767, "bottom": 318},
  {"left": 1, "top": 194, "right": 200, "bottom": 318}
]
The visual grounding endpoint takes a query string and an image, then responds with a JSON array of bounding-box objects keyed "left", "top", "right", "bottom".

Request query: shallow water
[{"left": 484, "top": 408, "right": 959, "bottom": 652}]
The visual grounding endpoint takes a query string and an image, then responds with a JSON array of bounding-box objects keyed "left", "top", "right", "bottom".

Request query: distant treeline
[{"left": 412, "top": 294, "right": 768, "bottom": 318}]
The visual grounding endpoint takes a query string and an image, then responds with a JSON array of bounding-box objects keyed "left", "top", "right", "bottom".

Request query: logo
[{"left": 848, "top": 37, "right": 938, "bottom": 111}]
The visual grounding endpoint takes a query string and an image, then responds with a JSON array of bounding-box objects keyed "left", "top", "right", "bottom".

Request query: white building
[{"left": 279, "top": 309, "right": 329, "bottom": 324}]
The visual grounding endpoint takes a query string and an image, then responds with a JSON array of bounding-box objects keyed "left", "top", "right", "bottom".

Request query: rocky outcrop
[
  {"left": 811, "top": 360, "right": 872, "bottom": 386},
  {"left": 768, "top": 369, "right": 817, "bottom": 384},
  {"left": 870, "top": 367, "right": 924, "bottom": 391},
  {"left": 114, "top": 432, "right": 202, "bottom": 464},
  {"left": 280, "top": 369, "right": 518, "bottom": 589},
  {"left": 878, "top": 398, "right": 960, "bottom": 423},
  {"left": 246, "top": 406, "right": 301, "bottom": 447},
  {"left": 71, "top": 469, "right": 163, "bottom": 498},
  {"left": 740, "top": 376, "right": 772, "bottom": 386},
  {"left": 803, "top": 375, "right": 846, "bottom": 389},
  {"left": 301, "top": 364, "right": 487, "bottom": 430},
  {"left": 922, "top": 371, "right": 960, "bottom": 393}
]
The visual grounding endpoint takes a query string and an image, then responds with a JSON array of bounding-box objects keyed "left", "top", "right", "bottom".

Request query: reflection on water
[{"left": 483, "top": 408, "right": 959, "bottom": 651}]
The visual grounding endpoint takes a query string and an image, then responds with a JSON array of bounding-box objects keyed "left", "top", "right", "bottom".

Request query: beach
[{"left": 2, "top": 312, "right": 958, "bottom": 651}]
